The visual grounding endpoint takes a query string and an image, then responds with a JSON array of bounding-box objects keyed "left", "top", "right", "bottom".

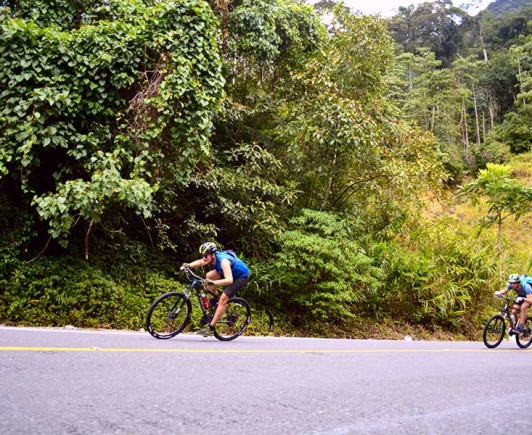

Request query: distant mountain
[{"left": 485, "top": 0, "right": 532, "bottom": 17}]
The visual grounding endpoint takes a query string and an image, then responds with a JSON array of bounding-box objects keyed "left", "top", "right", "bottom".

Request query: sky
[{"left": 308, "top": 0, "right": 494, "bottom": 17}]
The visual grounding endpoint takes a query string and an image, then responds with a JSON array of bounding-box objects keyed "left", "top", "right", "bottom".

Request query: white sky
[{"left": 308, "top": 0, "right": 494, "bottom": 17}]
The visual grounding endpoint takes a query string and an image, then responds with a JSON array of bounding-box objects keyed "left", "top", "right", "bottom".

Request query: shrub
[
  {"left": 0, "top": 250, "right": 179, "bottom": 329},
  {"left": 375, "top": 214, "right": 499, "bottom": 335},
  {"left": 267, "top": 209, "right": 382, "bottom": 329}
]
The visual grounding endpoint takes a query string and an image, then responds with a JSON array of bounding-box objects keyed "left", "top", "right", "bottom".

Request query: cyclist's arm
[
  {"left": 209, "top": 258, "right": 233, "bottom": 287},
  {"left": 495, "top": 286, "right": 510, "bottom": 297},
  {"left": 183, "top": 258, "right": 210, "bottom": 268}
]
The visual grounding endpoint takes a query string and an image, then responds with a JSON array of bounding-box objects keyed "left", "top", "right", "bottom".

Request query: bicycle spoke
[
  {"left": 146, "top": 293, "right": 191, "bottom": 339},
  {"left": 516, "top": 317, "right": 532, "bottom": 349},
  {"left": 483, "top": 315, "right": 505, "bottom": 349},
  {"left": 214, "top": 298, "right": 251, "bottom": 341}
]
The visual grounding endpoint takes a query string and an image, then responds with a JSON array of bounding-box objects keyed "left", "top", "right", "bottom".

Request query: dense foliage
[
  {"left": 0, "top": 0, "right": 224, "bottom": 254},
  {"left": 388, "top": 0, "right": 532, "bottom": 179},
  {"left": 1, "top": 0, "right": 530, "bottom": 339}
]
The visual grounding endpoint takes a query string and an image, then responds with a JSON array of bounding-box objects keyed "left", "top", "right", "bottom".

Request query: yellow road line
[{"left": 0, "top": 346, "right": 529, "bottom": 353}]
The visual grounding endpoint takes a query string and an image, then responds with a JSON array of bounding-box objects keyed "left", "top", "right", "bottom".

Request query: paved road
[{"left": 0, "top": 326, "right": 529, "bottom": 434}]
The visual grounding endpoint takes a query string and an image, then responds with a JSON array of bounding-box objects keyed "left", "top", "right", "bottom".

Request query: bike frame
[
  {"left": 497, "top": 295, "right": 521, "bottom": 329},
  {"left": 181, "top": 268, "right": 218, "bottom": 319}
]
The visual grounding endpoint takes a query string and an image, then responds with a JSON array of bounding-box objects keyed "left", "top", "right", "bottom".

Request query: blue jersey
[
  {"left": 507, "top": 281, "right": 532, "bottom": 297},
  {"left": 214, "top": 251, "right": 249, "bottom": 280}
]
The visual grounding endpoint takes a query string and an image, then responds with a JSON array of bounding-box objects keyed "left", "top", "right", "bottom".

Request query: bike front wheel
[
  {"left": 214, "top": 297, "right": 251, "bottom": 341},
  {"left": 516, "top": 316, "right": 532, "bottom": 349},
  {"left": 482, "top": 314, "right": 506, "bottom": 349},
  {"left": 146, "top": 292, "right": 191, "bottom": 339}
]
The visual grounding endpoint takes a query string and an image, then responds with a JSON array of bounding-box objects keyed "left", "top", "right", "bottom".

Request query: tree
[
  {"left": 0, "top": 0, "right": 225, "bottom": 256},
  {"left": 252, "top": 5, "right": 448, "bottom": 252},
  {"left": 459, "top": 163, "right": 532, "bottom": 261},
  {"left": 389, "top": 48, "right": 464, "bottom": 178},
  {"left": 485, "top": 35, "right": 532, "bottom": 154},
  {"left": 160, "top": 0, "right": 326, "bottom": 257},
  {"left": 388, "top": 0, "right": 467, "bottom": 66}
]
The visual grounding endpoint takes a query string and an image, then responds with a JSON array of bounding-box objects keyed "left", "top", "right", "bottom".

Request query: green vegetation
[{"left": 1, "top": 0, "right": 530, "bottom": 340}]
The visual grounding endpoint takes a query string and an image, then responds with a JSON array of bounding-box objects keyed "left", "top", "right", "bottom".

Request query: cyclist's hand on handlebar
[
  {"left": 206, "top": 279, "right": 215, "bottom": 286},
  {"left": 180, "top": 263, "right": 190, "bottom": 270},
  {"left": 495, "top": 291, "right": 503, "bottom": 298}
]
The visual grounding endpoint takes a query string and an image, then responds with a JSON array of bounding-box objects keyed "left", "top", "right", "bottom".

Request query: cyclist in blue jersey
[
  {"left": 495, "top": 273, "right": 532, "bottom": 335},
  {"left": 180, "top": 242, "right": 250, "bottom": 336}
]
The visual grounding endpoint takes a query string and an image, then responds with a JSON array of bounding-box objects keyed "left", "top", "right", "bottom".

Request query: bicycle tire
[
  {"left": 482, "top": 314, "right": 506, "bottom": 349},
  {"left": 146, "top": 292, "right": 191, "bottom": 339},
  {"left": 516, "top": 316, "right": 532, "bottom": 349},
  {"left": 213, "top": 297, "right": 251, "bottom": 341},
  {"left": 267, "top": 309, "right": 274, "bottom": 331},
  {"left": 247, "top": 307, "right": 275, "bottom": 336}
]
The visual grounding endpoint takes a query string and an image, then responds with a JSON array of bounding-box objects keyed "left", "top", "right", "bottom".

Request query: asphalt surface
[{"left": 1, "top": 326, "right": 530, "bottom": 434}]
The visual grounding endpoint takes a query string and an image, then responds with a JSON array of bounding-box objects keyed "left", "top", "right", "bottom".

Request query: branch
[
  {"left": 85, "top": 219, "right": 94, "bottom": 261},
  {"left": 141, "top": 216, "right": 154, "bottom": 248},
  {"left": 26, "top": 237, "right": 52, "bottom": 263},
  {"left": 331, "top": 174, "right": 392, "bottom": 208}
]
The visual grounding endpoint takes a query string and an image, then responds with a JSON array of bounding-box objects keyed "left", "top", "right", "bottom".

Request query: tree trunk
[
  {"left": 472, "top": 86, "right": 481, "bottom": 145},
  {"left": 489, "top": 95, "right": 495, "bottom": 130},
  {"left": 516, "top": 56, "right": 527, "bottom": 106},
  {"left": 496, "top": 216, "right": 502, "bottom": 263},
  {"left": 478, "top": 20, "right": 489, "bottom": 62},
  {"left": 482, "top": 112, "right": 486, "bottom": 141},
  {"left": 461, "top": 100, "right": 469, "bottom": 155}
]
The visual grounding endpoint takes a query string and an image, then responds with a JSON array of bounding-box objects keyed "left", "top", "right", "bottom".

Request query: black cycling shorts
[{"left": 224, "top": 276, "right": 249, "bottom": 298}]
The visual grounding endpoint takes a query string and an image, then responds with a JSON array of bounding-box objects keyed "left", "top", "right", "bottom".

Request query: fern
[{"left": 268, "top": 209, "right": 382, "bottom": 325}]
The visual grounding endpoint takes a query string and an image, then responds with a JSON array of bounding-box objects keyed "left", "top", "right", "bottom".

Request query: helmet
[
  {"left": 508, "top": 273, "right": 521, "bottom": 284},
  {"left": 199, "top": 242, "right": 218, "bottom": 256}
]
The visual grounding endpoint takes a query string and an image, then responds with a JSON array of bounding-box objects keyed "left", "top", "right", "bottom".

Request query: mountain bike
[
  {"left": 145, "top": 267, "right": 251, "bottom": 341},
  {"left": 482, "top": 295, "right": 532, "bottom": 349}
]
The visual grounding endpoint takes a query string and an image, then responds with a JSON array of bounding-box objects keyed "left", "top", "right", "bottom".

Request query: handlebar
[
  {"left": 182, "top": 267, "right": 217, "bottom": 296},
  {"left": 182, "top": 266, "right": 205, "bottom": 283},
  {"left": 495, "top": 294, "right": 517, "bottom": 303}
]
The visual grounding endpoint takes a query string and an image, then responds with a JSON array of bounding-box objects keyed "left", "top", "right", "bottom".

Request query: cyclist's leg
[
  {"left": 512, "top": 304, "right": 521, "bottom": 326},
  {"left": 205, "top": 270, "right": 221, "bottom": 297},
  {"left": 519, "top": 298, "right": 531, "bottom": 325},
  {"left": 210, "top": 277, "right": 248, "bottom": 326}
]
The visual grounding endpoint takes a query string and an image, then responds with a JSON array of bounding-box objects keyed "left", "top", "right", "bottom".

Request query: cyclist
[
  {"left": 180, "top": 242, "right": 250, "bottom": 337},
  {"left": 495, "top": 273, "right": 532, "bottom": 334}
]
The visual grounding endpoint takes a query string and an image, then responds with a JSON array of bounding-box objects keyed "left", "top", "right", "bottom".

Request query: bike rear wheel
[
  {"left": 482, "top": 314, "right": 506, "bottom": 348},
  {"left": 247, "top": 307, "right": 275, "bottom": 336},
  {"left": 516, "top": 316, "right": 532, "bottom": 349},
  {"left": 146, "top": 292, "right": 191, "bottom": 339},
  {"left": 214, "top": 297, "right": 251, "bottom": 341}
]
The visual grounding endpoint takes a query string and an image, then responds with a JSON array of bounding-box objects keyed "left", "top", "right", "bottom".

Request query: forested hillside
[
  {"left": 1, "top": 0, "right": 530, "bottom": 339},
  {"left": 487, "top": 0, "right": 531, "bottom": 17}
]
